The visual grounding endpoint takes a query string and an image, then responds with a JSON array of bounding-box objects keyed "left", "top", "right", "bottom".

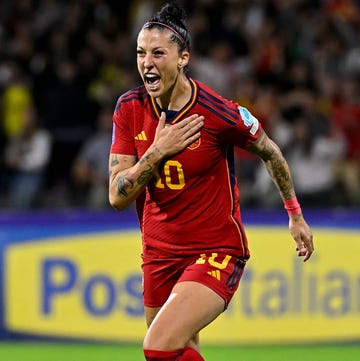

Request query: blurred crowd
[{"left": 0, "top": 0, "right": 359, "bottom": 210}]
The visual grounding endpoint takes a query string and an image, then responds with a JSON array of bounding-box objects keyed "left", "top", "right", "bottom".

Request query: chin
[
  {"left": 146, "top": 89, "right": 159, "bottom": 97},
  {"left": 146, "top": 87, "right": 163, "bottom": 98}
]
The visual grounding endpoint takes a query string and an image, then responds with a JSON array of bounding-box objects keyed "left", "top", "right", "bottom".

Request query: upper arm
[
  {"left": 246, "top": 129, "right": 280, "bottom": 161},
  {"left": 108, "top": 153, "right": 137, "bottom": 177}
]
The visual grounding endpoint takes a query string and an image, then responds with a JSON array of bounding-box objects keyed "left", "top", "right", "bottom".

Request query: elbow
[
  {"left": 110, "top": 202, "right": 124, "bottom": 212},
  {"left": 109, "top": 194, "right": 127, "bottom": 212},
  {"left": 109, "top": 192, "right": 135, "bottom": 212}
]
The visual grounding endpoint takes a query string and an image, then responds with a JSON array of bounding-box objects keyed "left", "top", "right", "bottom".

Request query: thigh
[
  {"left": 142, "top": 252, "right": 246, "bottom": 351},
  {"left": 145, "top": 306, "right": 161, "bottom": 328},
  {"left": 143, "top": 281, "right": 224, "bottom": 351},
  {"left": 142, "top": 252, "right": 195, "bottom": 307},
  {"left": 178, "top": 253, "right": 246, "bottom": 308},
  {"left": 144, "top": 305, "right": 200, "bottom": 351}
]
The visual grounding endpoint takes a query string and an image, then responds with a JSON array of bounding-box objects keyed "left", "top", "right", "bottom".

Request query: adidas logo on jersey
[
  {"left": 135, "top": 131, "right": 147, "bottom": 140},
  {"left": 207, "top": 270, "right": 221, "bottom": 280}
]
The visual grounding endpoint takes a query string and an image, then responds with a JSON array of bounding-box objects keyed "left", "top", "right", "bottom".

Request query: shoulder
[
  {"left": 196, "top": 79, "right": 236, "bottom": 106},
  {"left": 115, "top": 85, "right": 148, "bottom": 113},
  {"left": 194, "top": 79, "right": 240, "bottom": 125}
]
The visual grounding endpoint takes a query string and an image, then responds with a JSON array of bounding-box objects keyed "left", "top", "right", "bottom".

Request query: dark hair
[{"left": 143, "top": 2, "right": 191, "bottom": 53}]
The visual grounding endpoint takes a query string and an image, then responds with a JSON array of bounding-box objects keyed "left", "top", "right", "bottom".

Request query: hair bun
[{"left": 158, "top": 2, "right": 187, "bottom": 25}]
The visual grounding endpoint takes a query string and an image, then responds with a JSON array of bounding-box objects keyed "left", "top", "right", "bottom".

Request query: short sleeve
[
  {"left": 110, "top": 98, "right": 136, "bottom": 155},
  {"left": 219, "top": 104, "right": 262, "bottom": 149}
]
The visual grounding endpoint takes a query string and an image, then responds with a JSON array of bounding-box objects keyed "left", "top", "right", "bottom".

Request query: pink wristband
[{"left": 284, "top": 196, "right": 302, "bottom": 216}]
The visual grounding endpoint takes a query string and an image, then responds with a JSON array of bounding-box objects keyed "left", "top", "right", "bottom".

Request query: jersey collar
[{"left": 149, "top": 77, "right": 198, "bottom": 124}]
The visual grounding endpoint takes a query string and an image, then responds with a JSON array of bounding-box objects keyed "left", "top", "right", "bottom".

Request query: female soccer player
[{"left": 108, "top": 3, "right": 314, "bottom": 361}]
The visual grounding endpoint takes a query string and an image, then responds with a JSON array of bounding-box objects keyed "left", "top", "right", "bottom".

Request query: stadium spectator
[
  {"left": 3, "top": 105, "right": 52, "bottom": 208},
  {"left": 71, "top": 106, "right": 113, "bottom": 209},
  {"left": 1, "top": 61, "right": 33, "bottom": 139},
  {"left": 282, "top": 111, "right": 345, "bottom": 207},
  {"left": 331, "top": 74, "right": 360, "bottom": 206},
  {"left": 40, "top": 58, "right": 96, "bottom": 206}
]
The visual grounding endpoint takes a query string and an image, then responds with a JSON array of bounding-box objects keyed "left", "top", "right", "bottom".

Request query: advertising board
[{"left": 2, "top": 214, "right": 359, "bottom": 344}]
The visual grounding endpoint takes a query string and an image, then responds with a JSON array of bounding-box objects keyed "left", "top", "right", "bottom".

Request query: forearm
[
  {"left": 248, "top": 130, "right": 300, "bottom": 211},
  {"left": 248, "top": 130, "right": 313, "bottom": 260},
  {"left": 261, "top": 141, "right": 303, "bottom": 218},
  {"left": 109, "top": 145, "right": 163, "bottom": 211},
  {"left": 261, "top": 145, "right": 296, "bottom": 202}
]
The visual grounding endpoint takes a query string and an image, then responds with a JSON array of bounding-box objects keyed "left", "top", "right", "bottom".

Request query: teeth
[
  {"left": 145, "top": 74, "right": 157, "bottom": 80},
  {"left": 145, "top": 74, "right": 160, "bottom": 85}
]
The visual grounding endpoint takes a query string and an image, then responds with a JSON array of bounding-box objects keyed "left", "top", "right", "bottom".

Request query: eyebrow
[{"left": 137, "top": 45, "right": 167, "bottom": 52}]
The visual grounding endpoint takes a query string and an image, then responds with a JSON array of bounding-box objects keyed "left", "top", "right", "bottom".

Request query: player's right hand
[{"left": 153, "top": 112, "right": 204, "bottom": 158}]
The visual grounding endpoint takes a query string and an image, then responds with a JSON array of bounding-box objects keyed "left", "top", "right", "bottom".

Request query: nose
[{"left": 143, "top": 53, "right": 154, "bottom": 68}]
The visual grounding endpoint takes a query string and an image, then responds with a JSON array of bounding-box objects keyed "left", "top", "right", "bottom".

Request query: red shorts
[{"left": 142, "top": 250, "right": 246, "bottom": 308}]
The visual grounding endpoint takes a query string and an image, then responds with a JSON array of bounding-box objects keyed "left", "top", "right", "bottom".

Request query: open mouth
[{"left": 144, "top": 73, "right": 161, "bottom": 89}]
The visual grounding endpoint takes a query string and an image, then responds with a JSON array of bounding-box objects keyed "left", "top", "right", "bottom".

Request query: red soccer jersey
[{"left": 111, "top": 78, "right": 262, "bottom": 259}]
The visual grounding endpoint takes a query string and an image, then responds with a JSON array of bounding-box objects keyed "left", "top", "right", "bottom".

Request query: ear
[{"left": 178, "top": 51, "right": 190, "bottom": 69}]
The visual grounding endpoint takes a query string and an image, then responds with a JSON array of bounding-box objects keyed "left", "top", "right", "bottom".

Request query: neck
[{"left": 157, "top": 74, "right": 191, "bottom": 111}]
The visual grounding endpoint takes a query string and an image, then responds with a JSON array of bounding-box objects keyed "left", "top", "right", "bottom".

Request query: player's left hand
[{"left": 289, "top": 214, "right": 314, "bottom": 262}]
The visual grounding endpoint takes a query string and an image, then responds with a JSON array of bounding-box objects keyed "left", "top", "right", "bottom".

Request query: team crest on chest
[{"left": 187, "top": 138, "right": 201, "bottom": 150}]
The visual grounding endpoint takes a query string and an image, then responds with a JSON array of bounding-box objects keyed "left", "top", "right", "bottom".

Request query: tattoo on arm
[
  {"left": 153, "top": 146, "right": 163, "bottom": 157},
  {"left": 117, "top": 175, "right": 133, "bottom": 197},
  {"left": 248, "top": 130, "right": 294, "bottom": 200},
  {"left": 139, "top": 153, "right": 152, "bottom": 165},
  {"left": 111, "top": 155, "right": 119, "bottom": 167},
  {"left": 112, "top": 149, "right": 159, "bottom": 198},
  {"left": 247, "top": 130, "right": 274, "bottom": 160},
  {"left": 116, "top": 165, "right": 153, "bottom": 197},
  {"left": 138, "top": 165, "right": 153, "bottom": 185},
  {"left": 268, "top": 154, "right": 293, "bottom": 199}
]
